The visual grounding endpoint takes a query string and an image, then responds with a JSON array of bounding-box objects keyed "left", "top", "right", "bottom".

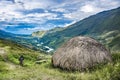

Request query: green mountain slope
[
  {"left": 39, "top": 7, "right": 120, "bottom": 50},
  {"left": 32, "top": 31, "right": 47, "bottom": 38},
  {"left": 0, "top": 38, "right": 46, "bottom": 65},
  {"left": 31, "top": 27, "right": 65, "bottom": 38},
  {"left": 97, "top": 30, "right": 120, "bottom": 52},
  {"left": 109, "top": 34, "right": 120, "bottom": 51}
]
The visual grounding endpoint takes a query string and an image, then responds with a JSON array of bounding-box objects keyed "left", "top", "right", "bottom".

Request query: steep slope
[
  {"left": 31, "top": 27, "right": 65, "bottom": 38},
  {"left": 39, "top": 7, "right": 120, "bottom": 50},
  {"left": 32, "top": 31, "right": 47, "bottom": 38},
  {"left": 97, "top": 30, "right": 120, "bottom": 52},
  {"left": 0, "top": 38, "right": 46, "bottom": 65},
  {"left": 108, "top": 34, "right": 120, "bottom": 52}
]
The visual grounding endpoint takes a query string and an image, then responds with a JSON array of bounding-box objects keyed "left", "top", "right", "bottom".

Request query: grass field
[{"left": 0, "top": 39, "right": 120, "bottom": 80}]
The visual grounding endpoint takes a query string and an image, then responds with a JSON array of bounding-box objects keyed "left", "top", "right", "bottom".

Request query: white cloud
[
  {"left": 63, "top": 0, "right": 120, "bottom": 21},
  {"left": 63, "top": 11, "right": 94, "bottom": 21},
  {"left": 0, "top": 0, "right": 120, "bottom": 34},
  {"left": 1, "top": 0, "right": 119, "bottom": 22},
  {"left": 20, "top": 12, "right": 58, "bottom": 24},
  {"left": 0, "top": 1, "right": 24, "bottom": 22},
  {"left": 15, "top": 0, "right": 55, "bottom": 10},
  {"left": 24, "top": 27, "right": 41, "bottom": 31},
  {"left": 26, "top": 13, "right": 57, "bottom": 19},
  {"left": 80, "top": 5, "right": 94, "bottom": 13},
  {"left": 52, "top": 8, "right": 66, "bottom": 12}
]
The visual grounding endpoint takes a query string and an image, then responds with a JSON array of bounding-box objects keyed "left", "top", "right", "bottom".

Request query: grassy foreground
[{"left": 0, "top": 39, "right": 120, "bottom": 80}]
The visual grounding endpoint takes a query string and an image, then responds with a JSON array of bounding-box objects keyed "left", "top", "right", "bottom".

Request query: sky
[{"left": 0, "top": 0, "right": 120, "bottom": 34}]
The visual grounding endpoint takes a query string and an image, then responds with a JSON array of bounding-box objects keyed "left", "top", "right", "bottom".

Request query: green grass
[
  {"left": 1, "top": 52, "right": 120, "bottom": 80},
  {"left": 0, "top": 39, "right": 120, "bottom": 80}
]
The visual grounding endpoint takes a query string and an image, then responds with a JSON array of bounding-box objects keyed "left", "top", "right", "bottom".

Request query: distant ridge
[{"left": 38, "top": 7, "right": 120, "bottom": 51}]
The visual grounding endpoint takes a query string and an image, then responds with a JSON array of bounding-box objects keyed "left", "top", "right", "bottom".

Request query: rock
[{"left": 36, "top": 60, "right": 47, "bottom": 64}]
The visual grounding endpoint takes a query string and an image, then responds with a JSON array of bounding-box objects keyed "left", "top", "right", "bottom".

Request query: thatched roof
[{"left": 52, "top": 36, "right": 112, "bottom": 70}]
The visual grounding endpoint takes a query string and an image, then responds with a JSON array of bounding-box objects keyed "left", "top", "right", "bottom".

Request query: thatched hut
[{"left": 52, "top": 36, "right": 112, "bottom": 70}]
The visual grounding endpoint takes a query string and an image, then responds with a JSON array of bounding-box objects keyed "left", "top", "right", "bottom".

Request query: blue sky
[{"left": 0, "top": 0, "right": 120, "bottom": 34}]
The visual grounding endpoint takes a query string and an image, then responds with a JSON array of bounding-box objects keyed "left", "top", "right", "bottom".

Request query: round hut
[{"left": 52, "top": 36, "right": 112, "bottom": 70}]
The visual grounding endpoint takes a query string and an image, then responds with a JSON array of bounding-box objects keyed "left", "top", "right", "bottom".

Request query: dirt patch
[
  {"left": 0, "top": 48, "right": 6, "bottom": 54},
  {"left": 6, "top": 62, "right": 17, "bottom": 70}
]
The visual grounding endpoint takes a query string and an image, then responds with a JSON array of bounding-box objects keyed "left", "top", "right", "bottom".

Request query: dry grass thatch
[{"left": 52, "top": 36, "right": 112, "bottom": 70}]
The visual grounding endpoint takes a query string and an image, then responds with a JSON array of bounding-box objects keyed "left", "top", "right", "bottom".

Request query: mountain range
[
  {"left": 0, "top": 7, "right": 120, "bottom": 52},
  {"left": 34, "top": 7, "right": 120, "bottom": 52}
]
